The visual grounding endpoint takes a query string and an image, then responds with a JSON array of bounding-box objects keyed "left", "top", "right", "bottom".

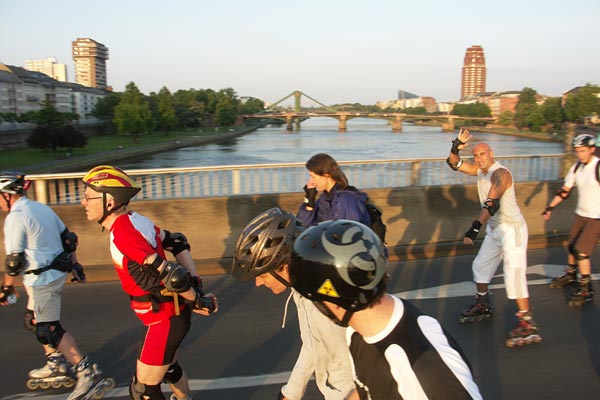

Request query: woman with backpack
[{"left": 297, "top": 153, "right": 372, "bottom": 229}]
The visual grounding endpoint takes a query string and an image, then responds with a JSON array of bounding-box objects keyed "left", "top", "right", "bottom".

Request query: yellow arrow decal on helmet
[{"left": 317, "top": 279, "right": 340, "bottom": 298}]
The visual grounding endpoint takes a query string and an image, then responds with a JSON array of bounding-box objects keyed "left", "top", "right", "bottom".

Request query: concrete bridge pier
[
  {"left": 286, "top": 115, "right": 293, "bottom": 131},
  {"left": 441, "top": 116, "right": 455, "bottom": 132},
  {"left": 391, "top": 116, "right": 403, "bottom": 132},
  {"left": 338, "top": 115, "right": 347, "bottom": 132}
]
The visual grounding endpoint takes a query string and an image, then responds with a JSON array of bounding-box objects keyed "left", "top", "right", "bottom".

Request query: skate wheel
[
  {"left": 38, "top": 381, "right": 50, "bottom": 389},
  {"left": 64, "top": 379, "right": 76, "bottom": 388},
  {"left": 105, "top": 378, "right": 116, "bottom": 390},
  {"left": 26, "top": 380, "right": 39, "bottom": 390},
  {"left": 51, "top": 380, "right": 63, "bottom": 389},
  {"left": 506, "top": 340, "right": 515, "bottom": 348}
]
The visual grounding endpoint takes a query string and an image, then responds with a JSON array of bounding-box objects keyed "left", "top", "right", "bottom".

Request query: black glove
[
  {"left": 188, "top": 276, "right": 216, "bottom": 314},
  {"left": 303, "top": 185, "right": 317, "bottom": 208},
  {"left": 0, "top": 285, "right": 16, "bottom": 304},
  {"left": 71, "top": 262, "right": 87, "bottom": 282},
  {"left": 464, "top": 220, "right": 482, "bottom": 240},
  {"left": 451, "top": 137, "right": 465, "bottom": 155}
]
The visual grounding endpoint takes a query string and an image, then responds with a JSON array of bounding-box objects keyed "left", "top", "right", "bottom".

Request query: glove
[
  {"left": 303, "top": 185, "right": 318, "bottom": 208},
  {"left": 71, "top": 262, "right": 87, "bottom": 283},
  {"left": 541, "top": 206, "right": 554, "bottom": 217},
  {"left": 464, "top": 220, "right": 482, "bottom": 240},
  {"left": 450, "top": 137, "right": 465, "bottom": 155},
  {"left": 188, "top": 276, "right": 216, "bottom": 314},
  {"left": 0, "top": 285, "right": 17, "bottom": 305}
]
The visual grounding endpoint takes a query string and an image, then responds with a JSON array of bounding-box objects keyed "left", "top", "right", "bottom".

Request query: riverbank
[{"left": 19, "top": 122, "right": 270, "bottom": 174}]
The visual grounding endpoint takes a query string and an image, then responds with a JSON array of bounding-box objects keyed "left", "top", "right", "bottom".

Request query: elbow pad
[
  {"left": 61, "top": 229, "right": 78, "bottom": 253},
  {"left": 160, "top": 261, "right": 192, "bottom": 293},
  {"left": 6, "top": 252, "right": 26, "bottom": 276},
  {"left": 556, "top": 188, "right": 570, "bottom": 200},
  {"left": 446, "top": 157, "right": 463, "bottom": 171},
  {"left": 162, "top": 230, "right": 191, "bottom": 256},
  {"left": 483, "top": 198, "right": 500, "bottom": 216}
]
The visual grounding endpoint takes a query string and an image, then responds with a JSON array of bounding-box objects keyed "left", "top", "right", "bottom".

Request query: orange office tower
[{"left": 461, "top": 45, "right": 486, "bottom": 99}]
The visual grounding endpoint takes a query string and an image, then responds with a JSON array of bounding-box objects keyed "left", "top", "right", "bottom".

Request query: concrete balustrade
[{"left": 0, "top": 181, "right": 573, "bottom": 278}]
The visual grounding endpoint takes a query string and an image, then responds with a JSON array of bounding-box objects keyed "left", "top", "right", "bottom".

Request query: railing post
[
  {"left": 33, "top": 179, "right": 48, "bottom": 204},
  {"left": 411, "top": 161, "right": 421, "bottom": 186},
  {"left": 232, "top": 169, "right": 241, "bottom": 195}
]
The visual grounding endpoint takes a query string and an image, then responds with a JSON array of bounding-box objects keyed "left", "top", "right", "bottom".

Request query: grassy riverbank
[{"left": 0, "top": 124, "right": 268, "bottom": 174}]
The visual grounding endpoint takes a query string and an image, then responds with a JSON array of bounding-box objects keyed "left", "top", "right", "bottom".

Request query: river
[{"left": 119, "top": 118, "right": 564, "bottom": 169}]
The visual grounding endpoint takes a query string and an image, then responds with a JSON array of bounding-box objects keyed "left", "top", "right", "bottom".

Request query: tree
[
  {"left": 515, "top": 88, "right": 540, "bottom": 129},
  {"left": 525, "top": 110, "right": 546, "bottom": 132},
  {"left": 564, "top": 83, "right": 600, "bottom": 122},
  {"left": 239, "top": 97, "right": 265, "bottom": 114},
  {"left": 155, "top": 87, "right": 178, "bottom": 131},
  {"left": 214, "top": 88, "right": 240, "bottom": 126},
  {"left": 498, "top": 111, "right": 515, "bottom": 126},
  {"left": 23, "top": 101, "right": 75, "bottom": 128},
  {"left": 540, "top": 97, "right": 565, "bottom": 129},
  {"left": 113, "top": 82, "right": 154, "bottom": 136},
  {"left": 27, "top": 125, "right": 87, "bottom": 152},
  {"left": 93, "top": 92, "right": 122, "bottom": 121}
]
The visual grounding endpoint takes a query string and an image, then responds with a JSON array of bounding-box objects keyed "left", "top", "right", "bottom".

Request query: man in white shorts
[{"left": 446, "top": 129, "right": 541, "bottom": 348}]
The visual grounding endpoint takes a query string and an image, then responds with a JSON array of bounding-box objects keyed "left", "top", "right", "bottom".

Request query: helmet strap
[
  {"left": 1, "top": 193, "right": 12, "bottom": 211},
  {"left": 269, "top": 270, "right": 291, "bottom": 287},
  {"left": 313, "top": 301, "right": 354, "bottom": 327}
]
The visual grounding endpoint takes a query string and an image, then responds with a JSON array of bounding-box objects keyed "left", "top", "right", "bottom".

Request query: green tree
[
  {"left": 540, "top": 97, "right": 565, "bottom": 128},
  {"left": 22, "top": 101, "right": 76, "bottom": 128},
  {"left": 239, "top": 97, "right": 265, "bottom": 114},
  {"left": 92, "top": 92, "right": 122, "bottom": 121},
  {"left": 498, "top": 111, "right": 515, "bottom": 126},
  {"left": 214, "top": 88, "right": 240, "bottom": 126},
  {"left": 515, "top": 88, "right": 539, "bottom": 129},
  {"left": 113, "top": 82, "right": 153, "bottom": 136},
  {"left": 564, "top": 83, "right": 600, "bottom": 122},
  {"left": 525, "top": 110, "right": 546, "bottom": 132},
  {"left": 155, "top": 87, "right": 178, "bottom": 131}
]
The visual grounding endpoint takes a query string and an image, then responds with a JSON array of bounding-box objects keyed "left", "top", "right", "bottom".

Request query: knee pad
[
  {"left": 129, "top": 377, "right": 165, "bottom": 400},
  {"left": 35, "top": 321, "right": 65, "bottom": 348},
  {"left": 163, "top": 361, "right": 183, "bottom": 384},
  {"left": 568, "top": 243, "right": 577, "bottom": 256},
  {"left": 24, "top": 309, "right": 36, "bottom": 334}
]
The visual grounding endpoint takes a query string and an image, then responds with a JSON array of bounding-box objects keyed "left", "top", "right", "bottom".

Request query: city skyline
[{"left": 1, "top": 0, "right": 599, "bottom": 106}]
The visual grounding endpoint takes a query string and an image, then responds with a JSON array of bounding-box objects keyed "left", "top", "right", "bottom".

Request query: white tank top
[{"left": 477, "top": 161, "right": 525, "bottom": 228}]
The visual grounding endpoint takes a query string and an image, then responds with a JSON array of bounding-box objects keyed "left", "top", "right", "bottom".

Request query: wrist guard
[
  {"left": 0, "top": 285, "right": 15, "bottom": 303},
  {"left": 446, "top": 157, "right": 463, "bottom": 171},
  {"left": 464, "top": 220, "right": 482, "bottom": 240},
  {"left": 71, "top": 262, "right": 86, "bottom": 282},
  {"left": 450, "top": 137, "right": 464, "bottom": 155},
  {"left": 541, "top": 206, "right": 554, "bottom": 216},
  {"left": 303, "top": 185, "right": 317, "bottom": 208},
  {"left": 189, "top": 287, "right": 216, "bottom": 314}
]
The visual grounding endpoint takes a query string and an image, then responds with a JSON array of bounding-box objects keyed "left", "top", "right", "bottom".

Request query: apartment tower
[
  {"left": 24, "top": 57, "right": 68, "bottom": 82},
  {"left": 72, "top": 38, "right": 109, "bottom": 89},
  {"left": 461, "top": 45, "right": 486, "bottom": 99}
]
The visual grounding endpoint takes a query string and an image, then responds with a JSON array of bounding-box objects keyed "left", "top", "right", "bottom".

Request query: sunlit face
[
  {"left": 472, "top": 143, "right": 494, "bottom": 173},
  {"left": 574, "top": 146, "right": 595, "bottom": 164},
  {"left": 308, "top": 171, "right": 332, "bottom": 192},
  {"left": 81, "top": 188, "right": 105, "bottom": 222},
  {"left": 255, "top": 265, "right": 290, "bottom": 295}
]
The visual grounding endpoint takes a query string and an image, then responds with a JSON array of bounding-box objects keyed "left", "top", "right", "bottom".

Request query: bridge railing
[{"left": 26, "top": 154, "right": 563, "bottom": 205}]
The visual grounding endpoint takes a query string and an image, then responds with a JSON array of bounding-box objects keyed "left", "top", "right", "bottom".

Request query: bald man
[{"left": 446, "top": 129, "right": 541, "bottom": 348}]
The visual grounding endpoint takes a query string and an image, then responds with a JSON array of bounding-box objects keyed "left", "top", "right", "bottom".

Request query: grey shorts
[{"left": 25, "top": 275, "right": 67, "bottom": 323}]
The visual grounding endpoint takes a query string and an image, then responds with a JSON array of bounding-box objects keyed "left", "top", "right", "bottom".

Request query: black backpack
[
  {"left": 346, "top": 186, "right": 387, "bottom": 244},
  {"left": 573, "top": 159, "right": 600, "bottom": 184}
]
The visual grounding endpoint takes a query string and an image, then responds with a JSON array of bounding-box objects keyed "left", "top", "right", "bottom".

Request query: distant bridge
[
  {"left": 243, "top": 111, "right": 496, "bottom": 132},
  {"left": 244, "top": 90, "right": 495, "bottom": 132}
]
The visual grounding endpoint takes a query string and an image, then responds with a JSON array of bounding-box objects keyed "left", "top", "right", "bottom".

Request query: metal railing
[{"left": 27, "top": 154, "right": 564, "bottom": 205}]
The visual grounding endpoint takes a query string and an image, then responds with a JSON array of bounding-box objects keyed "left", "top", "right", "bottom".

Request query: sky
[{"left": 1, "top": 0, "right": 599, "bottom": 106}]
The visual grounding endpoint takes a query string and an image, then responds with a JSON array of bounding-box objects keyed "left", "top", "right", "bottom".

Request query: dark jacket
[{"left": 297, "top": 184, "right": 371, "bottom": 228}]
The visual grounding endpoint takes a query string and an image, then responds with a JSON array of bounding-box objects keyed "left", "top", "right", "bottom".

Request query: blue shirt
[
  {"left": 3, "top": 197, "right": 66, "bottom": 287},
  {"left": 297, "top": 184, "right": 371, "bottom": 228}
]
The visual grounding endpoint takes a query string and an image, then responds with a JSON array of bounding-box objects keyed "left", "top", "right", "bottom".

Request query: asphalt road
[{"left": 1, "top": 246, "right": 599, "bottom": 400}]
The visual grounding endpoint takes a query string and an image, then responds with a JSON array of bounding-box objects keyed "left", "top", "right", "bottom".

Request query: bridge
[{"left": 243, "top": 90, "right": 496, "bottom": 132}]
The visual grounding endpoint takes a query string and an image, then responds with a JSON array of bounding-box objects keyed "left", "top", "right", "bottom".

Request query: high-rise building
[
  {"left": 24, "top": 57, "right": 68, "bottom": 82},
  {"left": 72, "top": 38, "right": 109, "bottom": 89},
  {"left": 461, "top": 45, "right": 486, "bottom": 99}
]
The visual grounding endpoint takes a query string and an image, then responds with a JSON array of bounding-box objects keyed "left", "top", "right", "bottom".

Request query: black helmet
[
  {"left": 572, "top": 134, "right": 596, "bottom": 148},
  {"left": 289, "top": 219, "right": 387, "bottom": 311},
  {"left": 232, "top": 208, "right": 304, "bottom": 282},
  {"left": 0, "top": 170, "right": 29, "bottom": 194}
]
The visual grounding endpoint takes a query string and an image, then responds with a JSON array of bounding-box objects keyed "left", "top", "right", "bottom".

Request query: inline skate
[
  {"left": 568, "top": 277, "right": 594, "bottom": 307},
  {"left": 458, "top": 293, "right": 493, "bottom": 323},
  {"left": 26, "top": 352, "right": 76, "bottom": 390},
  {"left": 549, "top": 265, "right": 577, "bottom": 288},
  {"left": 67, "top": 355, "right": 115, "bottom": 400},
  {"left": 506, "top": 311, "right": 542, "bottom": 348}
]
